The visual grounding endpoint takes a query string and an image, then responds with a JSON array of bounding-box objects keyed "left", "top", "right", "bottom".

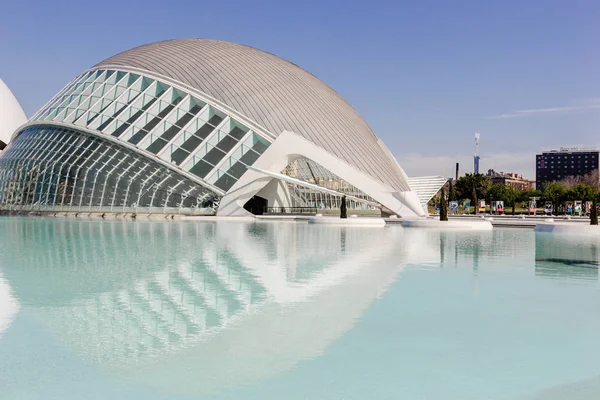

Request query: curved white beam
[
  {"left": 218, "top": 130, "right": 426, "bottom": 217},
  {"left": 0, "top": 78, "right": 27, "bottom": 147},
  {"left": 247, "top": 165, "right": 382, "bottom": 208}
]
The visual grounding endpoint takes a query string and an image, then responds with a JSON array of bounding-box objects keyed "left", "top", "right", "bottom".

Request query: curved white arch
[
  {"left": 0, "top": 78, "right": 27, "bottom": 147},
  {"left": 217, "top": 130, "right": 426, "bottom": 217}
]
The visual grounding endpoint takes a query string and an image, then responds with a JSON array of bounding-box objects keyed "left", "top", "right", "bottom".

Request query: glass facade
[
  {"left": 30, "top": 69, "right": 271, "bottom": 192},
  {"left": 0, "top": 126, "right": 220, "bottom": 213},
  {"left": 0, "top": 69, "right": 273, "bottom": 213},
  {"left": 281, "top": 157, "right": 379, "bottom": 211}
]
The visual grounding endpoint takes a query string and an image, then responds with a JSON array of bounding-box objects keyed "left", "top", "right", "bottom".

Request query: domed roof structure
[
  {"left": 0, "top": 78, "right": 27, "bottom": 148},
  {"left": 0, "top": 39, "right": 443, "bottom": 217},
  {"left": 96, "top": 39, "right": 410, "bottom": 192}
]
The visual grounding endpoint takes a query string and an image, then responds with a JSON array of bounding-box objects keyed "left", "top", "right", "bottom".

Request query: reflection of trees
[
  {"left": 429, "top": 230, "right": 598, "bottom": 282},
  {"left": 433, "top": 230, "right": 538, "bottom": 275}
]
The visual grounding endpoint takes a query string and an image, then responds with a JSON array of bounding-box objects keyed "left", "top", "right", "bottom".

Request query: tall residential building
[{"left": 536, "top": 148, "right": 599, "bottom": 189}]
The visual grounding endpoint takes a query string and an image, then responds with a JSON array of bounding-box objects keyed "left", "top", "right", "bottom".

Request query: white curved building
[
  {"left": 0, "top": 39, "right": 444, "bottom": 217},
  {"left": 0, "top": 78, "right": 27, "bottom": 150}
]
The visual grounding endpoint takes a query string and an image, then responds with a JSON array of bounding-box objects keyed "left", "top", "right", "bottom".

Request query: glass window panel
[
  {"left": 213, "top": 172, "right": 237, "bottom": 191},
  {"left": 215, "top": 134, "right": 239, "bottom": 153},
  {"left": 202, "top": 146, "right": 227, "bottom": 167},
  {"left": 127, "top": 127, "right": 150, "bottom": 145},
  {"left": 169, "top": 147, "right": 191, "bottom": 166},
  {"left": 189, "top": 159, "right": 215, "bottom": 179},
  {"left": 145, "top": 138, "right": 169, "bottom": 154}
]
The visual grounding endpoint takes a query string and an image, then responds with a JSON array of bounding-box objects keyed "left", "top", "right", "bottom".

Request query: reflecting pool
[{"left": 1, "top": 218, "right": 600, "bottom": 399}]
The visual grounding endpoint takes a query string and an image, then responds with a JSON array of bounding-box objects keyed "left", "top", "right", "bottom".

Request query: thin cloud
[{"left": 488, "top": 101, "right": 600, "bottom": 119}]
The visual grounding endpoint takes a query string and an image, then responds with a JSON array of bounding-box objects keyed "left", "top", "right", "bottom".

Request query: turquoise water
[{"left": 1, "top": 219, "right": 600, "bottom": 400}]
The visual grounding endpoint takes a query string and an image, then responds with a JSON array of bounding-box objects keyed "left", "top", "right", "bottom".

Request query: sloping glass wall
[
  {"left": 0, "top": 126, "right": 220, "bottom": 214},
  {"left": 281, "top": 157, "right": 380, "bottom": 211},
  {"left": 30, "top": 69, "right": 272, "bottom": 194}
]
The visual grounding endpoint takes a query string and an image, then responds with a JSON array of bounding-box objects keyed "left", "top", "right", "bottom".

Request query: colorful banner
[
  {"left": 479, "top": 200, "right": 486, "bottom": 212},
  {"left": 495, "top": 201, "right": 504, "bottom": 213},
  {"left": 544, "top": 201, "right": 553, "bottom": 214},
  {"left": 574, "top": 200, "right": 582, "bottom": 214},
  {"left": 449, "top": 201, "right": 459, "bottom": 212},
  {"left": 463, "top": 201, "right": 470, "bottom": 210},
  {"left": 528, "top": 200, "right": 537, "bottom": 213},
  {"left": 565, "top": 201, "right": 573, "bottom": 214},
  {"left": 586, "top": 201, "right": 593, "bottom": 215}
]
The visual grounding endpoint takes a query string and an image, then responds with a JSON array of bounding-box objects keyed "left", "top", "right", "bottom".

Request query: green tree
[
  {"left": 340, "top": 195, "right": 347, "bottom": 219},
  {"left": 440, "top": 187, "right": 448, "bottom": 221},
  {"left": 505, "top": 185, "right": 519, "bottom": 215},
  {"left": 487, "top": 184, "right": 520, "bottom": 215},
  {"left": 487, "top": 183, "right": 507, "bottom": 214},
  {"left": 542, "top": 182, "right": 567, "bottom": 215},
  {"left": 568, "top": 184, "right": 597, "bottom": 203},
  {"left": 455, "top": 173, "right": 491, "bottom": 203},
  {"left": 516, "top": 189, "right": 532, "bottom": 214}
]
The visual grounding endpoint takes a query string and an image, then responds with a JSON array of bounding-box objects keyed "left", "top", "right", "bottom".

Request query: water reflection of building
[
  {"left": 4, "top": 220, "right": 599, "bottom": 395},
  {"left": 0, "top": 275, "right": 19, "bottom": 338},
  {"left": 0, "top": 219, "right": 407, "bottom": 394},
  {"left": 414, "top": 229, "right": 534, "bottom": 268},
  {"left": 535, "top": 233, "right": 599, "bottom": 280}
]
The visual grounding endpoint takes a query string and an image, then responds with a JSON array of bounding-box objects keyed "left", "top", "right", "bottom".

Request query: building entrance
[{"left": 243, "top": 195, "right": 268, "bottom": 215}]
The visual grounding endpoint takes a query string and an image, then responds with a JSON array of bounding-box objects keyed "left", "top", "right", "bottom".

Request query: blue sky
[{"left": 1, "top": 0, "right": 598, "bottom": 179}]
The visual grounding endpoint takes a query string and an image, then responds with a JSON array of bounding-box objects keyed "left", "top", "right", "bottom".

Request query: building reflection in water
[
  {"left": 405, "top": 228, "right": 533, "bottom": 269},
  {"left": 416, "top": 227, "right": 599, "bottom": 282},
  {"left": 0, "top": 219, "right": 411, "bottom": 394},
  {"left": 535, "top": 232, "right": 600, "bottom": 280},
  {"left": 0, "top": 274, "right": 19, "bottom": 339},
  {"left": 1, "top": 220, "right": 598, "bottom": 395}
]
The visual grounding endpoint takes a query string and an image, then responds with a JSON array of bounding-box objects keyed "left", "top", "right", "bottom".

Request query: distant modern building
[
  {"left": 474, "top": 133, "right": 481, "bottom": 174},
  {"left": 536, "top": 148, "right": 600, "bottom": 189},
  {"left": 0, "top": 39, "right": 445, "bottom": 217},
  {"left": 487, "top": 169, "right": 535, "bottom": 190},
  {"left": 0, "top": 78, "right": 27, "bottom": 151}
]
